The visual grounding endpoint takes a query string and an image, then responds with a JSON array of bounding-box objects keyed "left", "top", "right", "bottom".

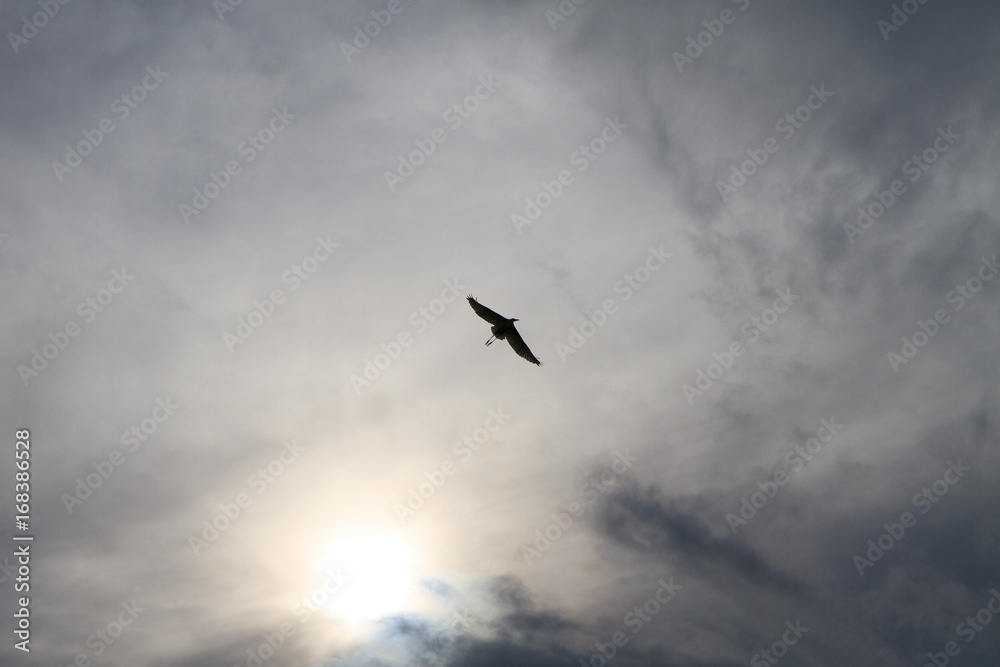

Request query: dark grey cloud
[{"left": 595, "top": 483, "right": 807, "bottom": 595}]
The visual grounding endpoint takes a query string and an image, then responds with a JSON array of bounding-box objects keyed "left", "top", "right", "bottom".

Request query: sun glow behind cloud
[{"left": 317, "top": 532, "right": 419, "bottom": 624}]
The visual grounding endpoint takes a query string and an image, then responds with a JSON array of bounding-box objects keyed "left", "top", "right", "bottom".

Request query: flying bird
[{"left": 467, "top": 295, "right": 542, "bottom": 366}]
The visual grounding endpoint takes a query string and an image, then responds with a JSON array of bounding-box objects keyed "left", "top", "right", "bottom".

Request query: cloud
[
  {"left": 3, "top": 1, "right": 1000, "bottom": 666},
  {"left": 595, "top": 483, "right": 806, "bottom": 595}
]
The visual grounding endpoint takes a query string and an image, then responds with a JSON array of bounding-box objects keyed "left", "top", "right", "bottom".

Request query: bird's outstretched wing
[
  {"left": 467, "top": 295, "right": 508, "bottom": 326},
  {"left": 505, "top": 326, "right": 542, "bottom": 366}
]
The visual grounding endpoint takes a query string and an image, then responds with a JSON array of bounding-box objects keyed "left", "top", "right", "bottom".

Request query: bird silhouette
[{"left": 467, "top": 295, "right": 542, "bottom": 366}]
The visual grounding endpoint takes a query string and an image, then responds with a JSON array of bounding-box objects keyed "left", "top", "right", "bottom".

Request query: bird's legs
[{"left": 485, "top": 335, "right": 496, "bottom": 346}]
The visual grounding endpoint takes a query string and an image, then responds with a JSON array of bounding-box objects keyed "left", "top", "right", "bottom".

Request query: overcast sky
[{"left": 2, "top": 1, "right": 1000, "bottom": 665}]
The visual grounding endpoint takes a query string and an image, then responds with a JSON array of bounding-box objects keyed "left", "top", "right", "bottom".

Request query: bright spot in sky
[{"left": 319, "top": 532, "right": 417, "bottom": 623}]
